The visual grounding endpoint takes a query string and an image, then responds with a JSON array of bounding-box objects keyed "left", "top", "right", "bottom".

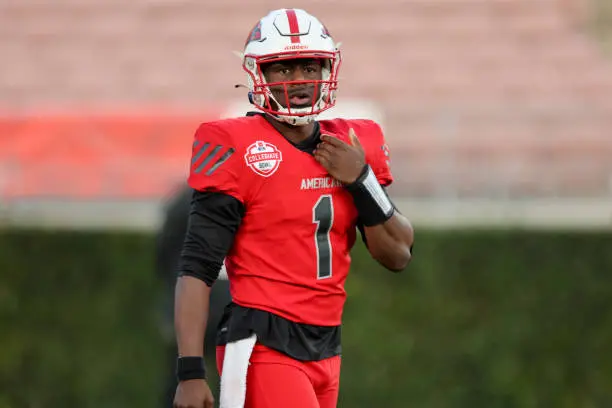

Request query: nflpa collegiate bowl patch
[{"left": 244, "top": 141, "right": 283, "bottom": 177}]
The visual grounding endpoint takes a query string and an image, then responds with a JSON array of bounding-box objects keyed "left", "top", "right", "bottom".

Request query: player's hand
[
  {"left": 314, "top": 128, "right": 366, "bottom": 184},
  {"left": 173, "top": 379, "right": 214, "bottom": 408}
]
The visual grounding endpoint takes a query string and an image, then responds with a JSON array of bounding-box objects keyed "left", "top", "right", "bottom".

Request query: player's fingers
[
  {"left": 320, "top": 134, "right": 347, "bottom": 148},
  {"left": 314, "top": 149, "right": 332, "bottom": 163},
  {"left": 314, "top": 149, "right": 333, "bottom": 167},
  {"left": 315, "top": 142, "right": 336, "bottom": 156},
  {"left": 348, "top": 128, "right": 362, "bottom": 148}
]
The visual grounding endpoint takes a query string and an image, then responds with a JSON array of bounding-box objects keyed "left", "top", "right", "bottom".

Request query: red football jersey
[{"left": 188, "top": 115, "right": 393, "bottom": 326}]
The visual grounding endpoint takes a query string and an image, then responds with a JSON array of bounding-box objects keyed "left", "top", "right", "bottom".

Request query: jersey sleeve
[
  {"left": 364, "top": 121, "right": 394, "bottom": 187},
  {"left": 187, "top": 122, "right": 246, "bottom": 203}
]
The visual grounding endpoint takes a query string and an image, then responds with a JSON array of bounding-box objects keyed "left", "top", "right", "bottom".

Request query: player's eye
[
  {"left": 273, "top": 67, "right": 291, "bottom": 76},
  {"left": 304, "top": 63, "right": 321, "bottom": 74}
]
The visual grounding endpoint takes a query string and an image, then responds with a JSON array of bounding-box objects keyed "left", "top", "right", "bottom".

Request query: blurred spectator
[{"left": 155, "top": 184, "right": 231, "bottom": 407}]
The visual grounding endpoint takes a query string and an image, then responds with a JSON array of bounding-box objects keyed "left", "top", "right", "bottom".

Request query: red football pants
[{"left": 216, "top": 344, "right": 341, "bottom": 408}]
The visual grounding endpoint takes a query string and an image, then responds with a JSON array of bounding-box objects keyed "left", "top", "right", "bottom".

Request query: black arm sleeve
[
  {"left": 356, "top": 186, "right": 399, "bottom": 248},
  {"left": 177, "top": 190, "right": 245, "bottom": 286}
]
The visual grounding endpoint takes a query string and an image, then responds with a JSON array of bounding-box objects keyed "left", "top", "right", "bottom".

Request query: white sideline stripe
[{"left": 1, "top": 198, "right": 611, "bottom": 231}]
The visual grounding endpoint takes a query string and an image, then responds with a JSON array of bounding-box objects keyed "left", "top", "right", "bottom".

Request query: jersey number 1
[{"left": 313, "top": 195, "right": 334, "bottom": 279}]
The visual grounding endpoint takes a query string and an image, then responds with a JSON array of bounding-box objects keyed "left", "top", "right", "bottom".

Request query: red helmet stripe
[{"left": 285, "top": 9, "right": 301, "bottom": 44}]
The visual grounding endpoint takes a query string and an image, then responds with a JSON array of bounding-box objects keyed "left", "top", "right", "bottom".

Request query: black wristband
[
  {"left": 345, "top": 164, "right": 395, "bottom": 226},
  {"left": 176, "top": 356, "right": 207, "bottom": 382}
]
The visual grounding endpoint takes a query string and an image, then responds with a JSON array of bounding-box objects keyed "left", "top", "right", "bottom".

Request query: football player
[{"left": 173, "top": 8, "right": 414, "bottom": 408}]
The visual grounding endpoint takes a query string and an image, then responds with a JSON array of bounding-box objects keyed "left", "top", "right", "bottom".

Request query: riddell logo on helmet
[
  {"left": 244, "top": 141, "right": 283, "bottom": 177},
  {"left": 284, "top": 44, "right": 309, "bottom": 51}
]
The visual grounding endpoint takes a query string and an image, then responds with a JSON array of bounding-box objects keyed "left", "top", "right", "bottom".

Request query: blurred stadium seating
[{"left": 0, "top": 0, "right": 611, "bottom": 229}]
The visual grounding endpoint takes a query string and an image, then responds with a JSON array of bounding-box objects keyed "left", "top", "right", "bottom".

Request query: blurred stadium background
[
  {"left": 1, "top": 0, "right": 611, "bottom": 229},
  {"left": 1, "top": 1, "right": 612, "bottom": 407}
]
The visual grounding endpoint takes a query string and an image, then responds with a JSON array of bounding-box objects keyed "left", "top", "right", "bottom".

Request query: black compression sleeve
[
  {"left": 177, "top": 190, "right": 245, "bottom": 286},
  {"left": 345, "top": 165, "right": 395, "bottom": 226},
  {"left": 356, "top": 186, "right": 398, "bottom": 247}
]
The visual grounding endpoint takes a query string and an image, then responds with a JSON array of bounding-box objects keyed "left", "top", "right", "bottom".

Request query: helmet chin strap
[{"left": 274, "top": 113, "right": 314, "bottom": 126}]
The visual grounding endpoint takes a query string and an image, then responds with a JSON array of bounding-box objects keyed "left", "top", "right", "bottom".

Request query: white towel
[{"left": 219, "top": 334, "right": 257, "bottom": 408}]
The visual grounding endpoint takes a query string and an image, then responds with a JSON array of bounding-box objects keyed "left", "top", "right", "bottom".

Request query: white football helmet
[{"left": 242, "top": 9, "right": 342, "bottom": 126}]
